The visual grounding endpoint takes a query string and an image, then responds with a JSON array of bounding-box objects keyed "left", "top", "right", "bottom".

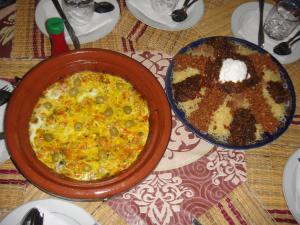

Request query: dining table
[{"left": 0, "top": 0, "right": 299, "bottom": 224}]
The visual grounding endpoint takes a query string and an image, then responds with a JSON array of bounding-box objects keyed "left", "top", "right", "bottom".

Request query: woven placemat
[
  {"left": 2, "top": 42, "right": 300, "bottom": 224},
  {"left": 11, "top": 0, "right": 252, "bottom": 58},
  {"left": 0, "top": 160, "right": 28, "bottom": 221}
]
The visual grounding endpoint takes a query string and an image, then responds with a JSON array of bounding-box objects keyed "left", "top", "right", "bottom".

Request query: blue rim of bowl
[{"left": 165, "top": 36, "right": 296, "bottom": 150}]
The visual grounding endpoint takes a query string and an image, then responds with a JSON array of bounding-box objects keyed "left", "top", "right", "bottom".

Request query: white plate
[
  {"left": 0, "top": 199, "right": 99, "bottom": 225},
  {"left": 231, "top": 2, "right": 300, "bottom": 64},
  {"left": 35, "top": 0, "right": 120, "bottom": 44},
  {"left": 126, "top": 0, "right": 205, "bottom": 31},
  {"left": 283, "top": 149, "right": 300, "bottom": 224},
  {"left": 0, "top": 80, "right": 13, "bottom": 165}
]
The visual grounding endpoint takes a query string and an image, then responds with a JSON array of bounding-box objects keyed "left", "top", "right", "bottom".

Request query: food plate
[
  {"left": 231, "top": 2, "right": 300, "bottom": 64},
  {"left": 35, "top": 0, "right": 120, "bottom": 44},
  {"left": 283, "top": 149, "right": 300, "bottom": 224},
  {"left": 0, "top": 198, "right": 99, "bottom": 225},
  {"left": 165, "top": 36, "right": 296, "bottom": 150},
  {"left": 126, "top": 0, "right": 204, "bottom": 31},
  {"left": 5, "top": 49, "right": 172, "bottom": 199}
]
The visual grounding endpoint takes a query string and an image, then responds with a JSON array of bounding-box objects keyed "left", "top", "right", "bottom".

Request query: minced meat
[
  {"left": 173, "top": 75, "right": 201, "bottom": 102},
  {"left": 267, "top": 81, "right": 289, "bottom": 104},
  {"left": 228, "top": 108, "right": 256, "bottom": 146}
]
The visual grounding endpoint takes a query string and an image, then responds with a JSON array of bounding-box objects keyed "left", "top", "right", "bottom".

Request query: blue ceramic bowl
[{"left": 165, "top": 36, "right": 296, "bottom": 150}]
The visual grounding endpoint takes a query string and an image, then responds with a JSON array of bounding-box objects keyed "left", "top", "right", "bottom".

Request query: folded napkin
[
  {"left": 41, "top": 0, "right": 113, "bottom": 37},
  {"left": 127, "top": 0, "right": 191, "bottom": 28},
  {"left": 236, "top": 8, "right": 291, "bottom": 63}
]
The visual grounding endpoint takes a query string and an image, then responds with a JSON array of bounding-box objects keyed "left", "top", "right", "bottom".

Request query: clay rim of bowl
[{"left": 5, "top": 49, "right": 172, "bottom": 199}]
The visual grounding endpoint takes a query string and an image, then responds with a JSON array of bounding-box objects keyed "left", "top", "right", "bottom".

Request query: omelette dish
[
  {"left": 29, "top": 71, "right": 149, "bottom": 181},
  {"left": 171, "top": 37, "right": 293, "bottom": 147}
]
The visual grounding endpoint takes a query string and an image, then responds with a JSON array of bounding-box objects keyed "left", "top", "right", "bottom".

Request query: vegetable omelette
[{"left": 29, "top": 71, "right": 150, "bottom": 181}]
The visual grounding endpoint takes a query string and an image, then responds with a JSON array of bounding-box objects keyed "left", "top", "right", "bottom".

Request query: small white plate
[
  {"left": 0, "top": 199, "right": 99, "bottom": 225},
  {"left": 283, "top": 149, "right": 300, "bottom": 224},
  {"left": 0, "top": 79, "right": 13, "bottom": 165},
  {"left": 231, "top": 2, "right": 300, "bottom": 64},
  {"left": 126, "top": 0, "right": 205, "bottom": 31},
  {"left": 35, "top": 0, "right": 120, "bottom": 44}
]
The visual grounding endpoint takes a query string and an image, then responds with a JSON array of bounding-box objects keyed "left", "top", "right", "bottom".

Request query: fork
[{"left": 0, "top": 85, "right": 11, "bottom": 107}]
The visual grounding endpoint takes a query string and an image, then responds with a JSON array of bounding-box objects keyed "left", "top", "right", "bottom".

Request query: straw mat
[
  {"left": 1, "top": 54, "right": 300, "bottom": 224},
  {"left": 3, "top": 0, "right": 300, "bottom": 222},
  {"left": 11, "top": 0, "right": 271, "bottom": 58}
]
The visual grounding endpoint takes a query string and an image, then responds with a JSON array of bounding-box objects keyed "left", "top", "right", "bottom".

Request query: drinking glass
[
  {"left": 264, "top": 0, "right": 300, "bottom": 40},
  {"left": 62, "top": 0, "right": 94, "bottom": 27},
  {"left": 150, "top": 0, "right": 179, "bottom": 14}
]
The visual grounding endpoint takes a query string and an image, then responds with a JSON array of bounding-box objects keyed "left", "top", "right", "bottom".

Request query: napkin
[
  {"left": 41, "top": 0, "right": 114, "bottom": 37},
  {"left": 127, "top": 0, "right": 189, "bottom": 28},
  {"left": 235, "top": 6, "right": 295, "bottom": 64}
]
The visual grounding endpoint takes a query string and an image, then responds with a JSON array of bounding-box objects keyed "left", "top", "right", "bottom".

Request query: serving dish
[
  {"left": 5, "top": 49, "right": 172, "bottom": 199},
  {"left": 165, "top": 36, "right": 296, "bottom": 150}
]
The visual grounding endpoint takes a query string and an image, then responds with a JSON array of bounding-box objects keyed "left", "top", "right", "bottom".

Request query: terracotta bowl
[{"left": 5, "top": 49, "right": 172, "bottom": 200}]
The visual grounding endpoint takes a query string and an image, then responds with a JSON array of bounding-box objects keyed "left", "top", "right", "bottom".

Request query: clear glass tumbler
[
  {"left": 264, "top": 0, "right": 300, "bottom": 40},
  {"left": 150, "top": 0, "right": 179, "bottom": 14},
  {"left": 62, "top": 0, "right": 94, "bottom": 27}
]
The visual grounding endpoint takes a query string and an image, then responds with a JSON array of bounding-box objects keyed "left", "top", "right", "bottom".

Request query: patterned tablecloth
[{"left": 0, "top": 0, "right": 300, "bottom": 225}]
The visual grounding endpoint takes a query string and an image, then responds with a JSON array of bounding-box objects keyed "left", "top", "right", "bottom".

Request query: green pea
[
  {"left": 69, "top": 87, "right": 79, "bottom": 97},
  {"left": 83, "top": 164, "right": 91, "bottom": 172},
  {"left": 43, "top": 102, "right": 52, "bottom": 109},
  {"left": 116, "top": 82, "right": 124, "bottom": 89},
  {"left": 138, "top": 131, "right": 144, "bottom": 136},
  {"left": 73, "top": 77, "right": 81, "bottom": 86},
  {"left": 125, "top": 120, "right": 135, "bottom": 128},
  {"left": 104, "top": 107, "right": 113, "bottom": 117},
  {"left": 96, "top": 136, "right": 108, "bottom": 146},
  {"left": 123, "top": 106, "right": 132, "bottom": 114},
  {"left": 109, "top": 126, "right": 119, "bottom": 137},
  {"left": 98, "top": 150, "right": 108, "bottom": 160},
  {"left": 96, "top": 96, "right": 106, "bottom": 104},
  {"left": 74, "top": 122, "right": 83, "bottom": 131},
  {"left": 44, "top": 133, "right": 53, "bottom": 141},
  {"left": 52, "top": 152, "right": 62, "bottom": 162}
]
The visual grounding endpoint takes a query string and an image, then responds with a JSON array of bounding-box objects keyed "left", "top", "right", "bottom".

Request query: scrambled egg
[{"left": 29, "top": 71, "right": 149, "bottom": 181}]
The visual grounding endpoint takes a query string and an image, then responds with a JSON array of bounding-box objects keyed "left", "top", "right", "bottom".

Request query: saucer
[
  {"left": 126, "top": 0, "right": 205, "bottom": 31},
  {"left": 0, "top": 199, "right": 99, "bottom": 225},
  {"left": 35, "top": 0, "right": 120, "bottom": 44},
  {"left": 283, "top": 149, "right": 300, "bottom": 224},
  {"left": 231, "top": 2, "right": 300, "bottom": 64}
]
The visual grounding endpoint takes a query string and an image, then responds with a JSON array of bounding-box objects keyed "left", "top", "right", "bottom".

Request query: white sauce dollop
[{"left": 219, "top": 58, "right": 250, "bottom": 83}]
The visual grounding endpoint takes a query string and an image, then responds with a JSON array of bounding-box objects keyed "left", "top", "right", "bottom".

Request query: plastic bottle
[{"left": 46, "top": 17, "right": 69, "bottom": 56}]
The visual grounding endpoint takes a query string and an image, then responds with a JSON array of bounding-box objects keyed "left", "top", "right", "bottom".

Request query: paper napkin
[{"left": 41, "top": 0, "right": 113, "bottom": 37}]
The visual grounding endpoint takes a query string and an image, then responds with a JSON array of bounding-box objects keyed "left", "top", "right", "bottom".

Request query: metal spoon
[
  {"left": 273, "top": 30, "right": 300, "bottom": 55},
  {"left": 171, "top": 0, "right": 198, "bottom": 22},
  {"left": 94, "top": 1, "right": 114, "bottom": 13}
]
